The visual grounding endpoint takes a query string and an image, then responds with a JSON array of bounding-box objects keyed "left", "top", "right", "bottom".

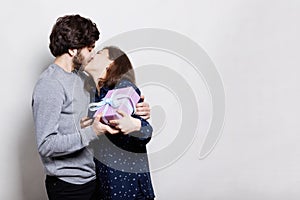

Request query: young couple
[{"left": 32, "top": 14, "right": 155, "bottom": 200}]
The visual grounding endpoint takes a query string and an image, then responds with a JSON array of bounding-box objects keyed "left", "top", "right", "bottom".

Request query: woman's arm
[{"left": 110, "top": 79, "right": 153, "bottom": 142}]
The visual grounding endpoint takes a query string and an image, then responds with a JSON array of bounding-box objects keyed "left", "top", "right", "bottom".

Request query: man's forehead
[{"left": 89, "top": 43, "right": 96, "bottom": 48}]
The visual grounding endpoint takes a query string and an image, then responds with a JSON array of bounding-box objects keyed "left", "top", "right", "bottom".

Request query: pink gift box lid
[{"left": 93, "top": 87, "right": 140, "bottom": 124}]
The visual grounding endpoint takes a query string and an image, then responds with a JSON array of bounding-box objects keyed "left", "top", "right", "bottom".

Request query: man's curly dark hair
[{"left": 49, "top": 14, "right": 100, "bottom": 57}]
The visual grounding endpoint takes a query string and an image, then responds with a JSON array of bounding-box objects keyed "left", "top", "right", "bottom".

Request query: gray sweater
[{"left": 32, "top": 64, "right": 98, "bottom": 184}]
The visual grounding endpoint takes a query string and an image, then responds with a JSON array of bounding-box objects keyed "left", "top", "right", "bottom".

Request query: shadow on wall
[
  {"left": 18, "top": 53, "right": 53, "bottom": 200},
  {"left": 18, "top": 118, "right": 47, "bottom": 200}
]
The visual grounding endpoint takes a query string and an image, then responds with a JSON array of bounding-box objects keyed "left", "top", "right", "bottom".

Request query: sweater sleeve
[{"left": 32, "top": 78, "right": 97, "bottom": 158}]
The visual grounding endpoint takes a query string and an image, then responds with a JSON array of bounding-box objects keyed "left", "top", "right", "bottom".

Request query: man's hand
[
  {"left": 135, "top": 95, "right": 151, "bottom": 120},
  {"left": 92, "top": 114, "right": 119, "bottom": 136},
  {"left": 80, "top": 117, "right": 93, "bottom": 129},
  {"left": 109, "top": 110, "right": 141, "bottom": 135}
]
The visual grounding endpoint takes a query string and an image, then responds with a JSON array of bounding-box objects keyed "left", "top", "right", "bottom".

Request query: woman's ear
[{"left": 68, "top": 49, "right": 78, "bottom": 57}]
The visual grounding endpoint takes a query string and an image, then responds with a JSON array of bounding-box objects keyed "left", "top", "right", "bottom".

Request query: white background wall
[{"left": 1, "top": 0, "right": 300, "bottom": 199}]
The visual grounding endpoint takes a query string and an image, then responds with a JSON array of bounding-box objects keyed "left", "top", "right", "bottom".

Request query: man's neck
[
  {"left": 89, "top": 71, "right": 100, "bottom": 84},
  {"left": 84, "top": 70, "right": 101, "bottom": 91},
  {"left": 54, "top": 54, "right": 74, "bottom": 73}
]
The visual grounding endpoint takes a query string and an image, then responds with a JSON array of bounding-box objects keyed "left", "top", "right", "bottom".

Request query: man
[{"left": 32, "top": 14, "right": 150, "bottom": 200}]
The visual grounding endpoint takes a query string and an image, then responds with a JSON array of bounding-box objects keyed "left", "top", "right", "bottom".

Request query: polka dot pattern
[{"left": 93, "top": 79, "right": 155, "bottom": 200}]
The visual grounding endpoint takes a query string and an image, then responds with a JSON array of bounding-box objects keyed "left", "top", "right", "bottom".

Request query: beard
[{"left": 72, "top": 50, "right": 85, "bottom": 71}]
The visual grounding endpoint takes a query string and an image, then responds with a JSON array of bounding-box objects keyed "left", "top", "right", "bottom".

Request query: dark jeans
[{"left": 45, "top": 175, "right": 98, "bottom": 200}]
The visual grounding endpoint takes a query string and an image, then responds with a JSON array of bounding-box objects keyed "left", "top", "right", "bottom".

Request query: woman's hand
[
  {"left": 81, "top": 115, "right": 119, "bottom": 135},
  {"left": 92, "top": 114, "right": 120, "bottom": 135},
  {"left": 109, "top": 110, "right": 141, "bottom": 135}
]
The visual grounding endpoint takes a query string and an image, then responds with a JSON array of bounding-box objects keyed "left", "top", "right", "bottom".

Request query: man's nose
[{"left": 91, "top": 49, "right": 96, "bottom": 58}]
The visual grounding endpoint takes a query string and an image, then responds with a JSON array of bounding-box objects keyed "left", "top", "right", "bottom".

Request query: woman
[{"left": 85, "top": 46, "right": 155, "bottom": 200}]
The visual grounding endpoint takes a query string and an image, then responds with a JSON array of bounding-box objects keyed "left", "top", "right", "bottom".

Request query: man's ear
[{"left": 68, "top": 49, "right": 78, "bottom": 57}]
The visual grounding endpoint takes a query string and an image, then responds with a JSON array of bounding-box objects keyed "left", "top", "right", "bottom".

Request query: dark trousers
[{"left": 45, "top": 175, "right": 98, "bottom": 200}]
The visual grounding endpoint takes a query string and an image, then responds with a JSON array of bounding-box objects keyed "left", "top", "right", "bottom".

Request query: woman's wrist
[{"left": 131, "top": 117, "right": 141, "bottom": 132}]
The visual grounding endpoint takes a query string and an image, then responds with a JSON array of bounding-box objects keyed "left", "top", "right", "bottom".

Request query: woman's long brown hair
[{"left": 98, "top": 46, "right": 136, "bottom": 89}]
